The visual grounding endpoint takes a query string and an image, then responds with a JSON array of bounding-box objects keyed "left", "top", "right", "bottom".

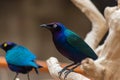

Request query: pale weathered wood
[
  {"left": 46, "top": 0, "right": 120, "bottom": 80},
  {"left": 71, "top": 0, "right": 107, "bottom": 50},
  {"left": 47, "top": 57, "right": 90, "bottom": 80}
]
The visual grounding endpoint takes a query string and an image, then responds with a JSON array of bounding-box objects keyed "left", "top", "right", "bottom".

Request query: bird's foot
[
  {"left": 13, "top": 73, "right": 19, "bottom": 80},
  {"left": 64, "top": 69, "right": 73, "bottom": 79},
  {"left": 58, "top": 70, "right": 63, "bottom": 79},
  {"left": 58, "top": 69, "right": 70, "bottom": 79},
  {"left": 58, "top": 63, "right": 76, "bottom": 79}
]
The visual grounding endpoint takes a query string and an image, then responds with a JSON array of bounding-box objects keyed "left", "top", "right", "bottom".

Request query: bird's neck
[
  {"left": 52, "top": 29, "right": 63, "bottom": 37},
  {"left": 52, "top": 30, "right": 65, "bottom": 43},
  {"left": 4, "top": 45, "right": 16, "bottom": 52}
]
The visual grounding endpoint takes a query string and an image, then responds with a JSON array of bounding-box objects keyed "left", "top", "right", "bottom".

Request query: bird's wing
[
  {"left": 6, "top": 45, "right": 37, "bottom": 66},
  {"left": 64, "top": 29, "right": 98, "bottom": 59}
]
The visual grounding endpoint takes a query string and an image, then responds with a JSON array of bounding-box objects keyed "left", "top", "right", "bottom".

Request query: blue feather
[
  {"left": 0, "top": 42, "right": 42, "bottom": 75},
  {"left": 40, "top": 22, "right": 98, "bottom": 78},
  {"left": 6, "top": 45, "right": 37, "bottom": 68}
]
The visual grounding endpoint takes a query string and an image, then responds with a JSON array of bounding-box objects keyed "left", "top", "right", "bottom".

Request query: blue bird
[
  {"left": 0, "top": 42, "right": 43, "bottom": 80},
  {"left": 40, "top": 22, "right": 98, "bottom": 79}
]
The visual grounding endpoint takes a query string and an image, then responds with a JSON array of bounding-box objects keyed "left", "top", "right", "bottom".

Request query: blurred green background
[{"left": 0, "top": 0, "right": 117, "bottom": 80}]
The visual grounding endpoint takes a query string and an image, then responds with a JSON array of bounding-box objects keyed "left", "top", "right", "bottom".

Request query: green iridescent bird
[{"left": 40, "top": 22, "right": 98, "bottom": 79}]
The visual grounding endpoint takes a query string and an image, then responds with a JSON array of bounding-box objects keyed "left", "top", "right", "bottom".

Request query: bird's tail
[{"left": 34, "top": 65, "right": 43, "bottom": 74}]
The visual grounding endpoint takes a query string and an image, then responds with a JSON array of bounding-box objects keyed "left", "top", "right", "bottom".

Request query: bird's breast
[
  {"left": 52, "top": 33, "right": 89, "bottom": 62},
  {"left": 53, "top": 34, "right": 79, "bottom": 62},
  {"left": 53, "top": 33, "right": 69, "bottom": 54},
  {"left": 8, "top": 64, "right": 33, "bottom": 74}
]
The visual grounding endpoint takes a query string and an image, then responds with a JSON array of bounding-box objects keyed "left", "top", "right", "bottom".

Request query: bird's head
[
  {"left": 40, "top": 22, "right": 66, "bottom": 33},
  {"left": 0, "top": 42, "right": 17, "bottom": 52}
]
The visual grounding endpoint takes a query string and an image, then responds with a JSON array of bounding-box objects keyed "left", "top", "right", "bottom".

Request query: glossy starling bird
[
  {"left": 0, "top": 42, "right": 43, "bottom": 80},
  {"left": 40, "top": 22, "right": 98, "bottom": 79}
]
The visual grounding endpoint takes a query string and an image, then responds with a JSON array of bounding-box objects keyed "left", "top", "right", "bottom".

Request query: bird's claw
[
  {"left": 58, "top": 69, "right": 70, "bottom": 79},
  {"left": 58, "top": 70, "right": 63, "bottom": 79},
  {"left": 64, "top": 69, "right": 73, "bottom": 79}
]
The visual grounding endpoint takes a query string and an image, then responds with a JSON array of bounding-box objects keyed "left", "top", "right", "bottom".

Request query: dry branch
[
  {"left": 78, "top": 3, "right": 120, "bottom": 79},
  {"left": 71, "top": 0, "right": 107, "bottom": 49},
  {"left": 47, "top": 57, "right": 90, "bottom": 80},
  {"left": 46, "top": 0, "right": 120, "bottom": 80}
]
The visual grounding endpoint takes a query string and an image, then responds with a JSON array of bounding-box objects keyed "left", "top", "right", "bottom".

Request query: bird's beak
[
  {"left": 40, "top": 24, "right": 53, "bottom": 29},
  {"left": 40, "top": 24, "right": 48, "bottom": 28}
]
